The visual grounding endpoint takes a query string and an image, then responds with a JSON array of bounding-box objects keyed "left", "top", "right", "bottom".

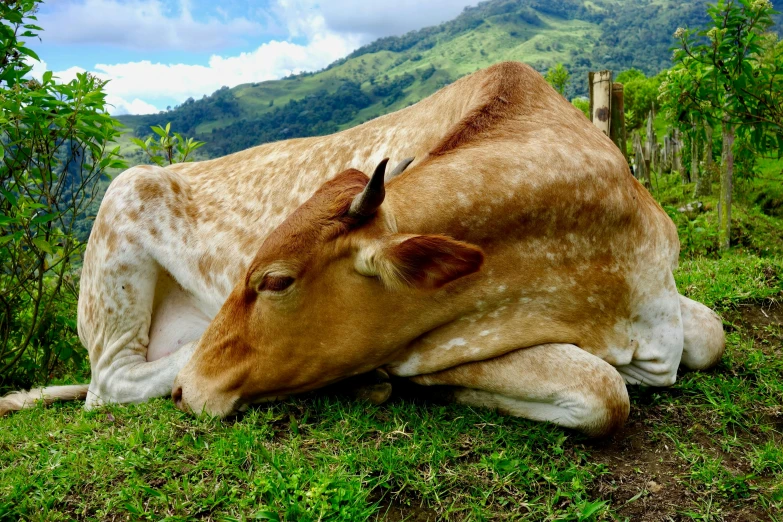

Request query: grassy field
[{"left": 1, "top": 172, "right": 783, "bottom": 520}]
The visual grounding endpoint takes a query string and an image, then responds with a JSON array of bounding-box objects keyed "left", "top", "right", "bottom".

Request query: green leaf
[
  {"left": 16, "top": 45, "right": 40, "bottom": 61},
  {"left": 32, "top": 237, "right": 53, "bottom": 254},
  {"left": 31, "top": 213, "right": 58, "bottom": 225},
  {"left": 0, "top": 189, "right": 18, "bottom": 207},
  {"left": 578, "top": 499, "right": 608, "bottom": 520}
]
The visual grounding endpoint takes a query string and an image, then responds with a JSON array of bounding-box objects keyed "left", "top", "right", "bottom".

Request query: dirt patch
[
  {"left": 585, "top": 413, "right": 773, "bottom": 521},
  {"left": 586, "top": 415, "right": 693, "bottom": 521},
  {"left": 725, "top": 300, "right": 782, "bottom": 358},
  {"left": 730, "top": 300, "right": 783, "bottom": 329},
  {"left": 581, "top": 300, "right": 782, "bottom": 520},
  {"left": 369, "top": 491, "right": 440, "bottom": 522}
]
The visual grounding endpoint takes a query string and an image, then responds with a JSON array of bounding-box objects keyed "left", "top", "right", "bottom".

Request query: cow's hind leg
[
  {"left": 79, "top": 166, "right": 207, "bottom": 409},
  {"left": 679, "top": 295, "right": 725, "bottom": 370},
  {"left": 409, "top": 344, "right": 629, "bottom": 437}
]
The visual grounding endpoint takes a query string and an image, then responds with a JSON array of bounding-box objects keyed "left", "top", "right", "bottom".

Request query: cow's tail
[{"left": 0, "top": 384, "right": 89, "bottom": 417}]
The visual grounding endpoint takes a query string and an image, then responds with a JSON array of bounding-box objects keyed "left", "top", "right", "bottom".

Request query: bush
[{"left": 0, "top": 0, "right": 126, "bottom": 391}]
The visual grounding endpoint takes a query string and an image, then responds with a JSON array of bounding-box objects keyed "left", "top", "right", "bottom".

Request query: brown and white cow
[
  {"left": 1, "top": 63, "right": 723, "bottom": 436},
  {"left": 170, "top": 62, "right": 725, "bottom": 436}
]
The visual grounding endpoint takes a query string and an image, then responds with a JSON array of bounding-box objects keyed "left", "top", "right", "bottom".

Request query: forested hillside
[{"left": 117, "top": 0, "right": 768, "bottom": 158}]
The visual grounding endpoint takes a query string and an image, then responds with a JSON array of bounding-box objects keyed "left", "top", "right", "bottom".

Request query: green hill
[{"left": 116, "top": 0, "right": 778, "bottom": 159}]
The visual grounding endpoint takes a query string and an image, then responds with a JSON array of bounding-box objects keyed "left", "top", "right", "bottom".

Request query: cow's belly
[{"left": 147, "top": 271, "right": 212, "bottom": 362}]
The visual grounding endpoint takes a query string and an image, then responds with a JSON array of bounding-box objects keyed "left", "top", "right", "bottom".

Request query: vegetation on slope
[{"left": 117, "top": 0, "right": 730, "bottom": 158}]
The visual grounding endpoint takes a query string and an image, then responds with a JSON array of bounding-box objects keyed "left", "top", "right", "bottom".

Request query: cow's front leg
[
  {"left": 408, "top": 343, "right": 629, "bottom": 437},
  {"left": 86, "top": 341, "right": 198, "bottom": 409}
]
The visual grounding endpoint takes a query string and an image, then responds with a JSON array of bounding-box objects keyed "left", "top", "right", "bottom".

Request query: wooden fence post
[
  {"left": 645, "top": 111, "right": 657, "bottom": 173},
  {"left": 690, "top": 117, "right": 699, "bottom": 188},
  {"left": 589, "top": 70, "right": 612, "bottom": 137},
  {"left": 672, "top": 128, "right": 683, "bottom": 177},
  {"left": 610, "top": 82, "right": 626, "bottom": 159},
  {"left": 633, "top": 131, "right": 650, "bottom": 188},
  {"left": 662, "top": 134, "right": 671, "bottom": 173},
  {"left": 694, "top": 124, "right": 713, "bottom": 197}
]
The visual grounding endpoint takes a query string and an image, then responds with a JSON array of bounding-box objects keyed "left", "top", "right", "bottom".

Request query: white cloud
[
  {"left": 37, "top": 0, "right": 262, "bottom": 51},
  {"left": 33, "top": 0, "right": 477, "bottom": 115},
  {"left": 107, "top": 96, "right": 161, "bottom": 115},
  {"left": 27, "top": 58, "right": 48, "bottom": 81},
  {"left": 275, "top": 0, "right": 477, "bottom": 40},
  {"left": 40, "top": 26, "right": 360, "bottom": 115},
  {"left": 26, "top": 62, "right": 161, "bottom": 115}
]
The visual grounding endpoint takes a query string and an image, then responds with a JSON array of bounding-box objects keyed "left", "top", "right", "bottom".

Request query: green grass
[{"left": 1, "top": 174, "right": 782, "bottom": 520}]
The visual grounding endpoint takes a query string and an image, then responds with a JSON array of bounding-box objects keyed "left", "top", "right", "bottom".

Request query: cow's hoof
[{"left": 354, "top": 382, "right": 393, "bottom": 405}]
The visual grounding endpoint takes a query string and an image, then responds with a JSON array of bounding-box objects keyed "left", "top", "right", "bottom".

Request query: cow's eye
[{"left": 260, "top": 275, "right": 295, "bottom": 293}]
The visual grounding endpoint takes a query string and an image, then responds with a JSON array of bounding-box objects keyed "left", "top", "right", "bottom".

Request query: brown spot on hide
[{"left": 136, "top": 179, "right": 164, "bottom": 202}]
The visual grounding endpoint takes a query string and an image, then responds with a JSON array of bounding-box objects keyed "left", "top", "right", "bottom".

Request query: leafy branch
[{"left": 131, "top": 122, "right": 205, "bottom": 166}]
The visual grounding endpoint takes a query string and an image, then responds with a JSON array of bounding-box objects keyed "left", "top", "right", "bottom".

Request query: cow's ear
[{"left": 356, "top": 234, "right": 484, "bottom": 290}]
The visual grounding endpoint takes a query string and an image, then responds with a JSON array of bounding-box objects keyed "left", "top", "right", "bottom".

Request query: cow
[
  {"left": 170, "top": 62, "right": 725, "bottom": 437},
  {"left": 1, "top": 63, "right": 724, "bottom": 436}
]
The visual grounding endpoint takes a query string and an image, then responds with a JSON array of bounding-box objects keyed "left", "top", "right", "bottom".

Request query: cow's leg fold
[
  {"left": 86, "top": 341, "right": 198, "bottom": 409},
  {"left": 678, "top": 295, "right": 725, "bottom": 370},
  {"left": 409, "top": 343, "right": 629, "bottom": 437},
  {"left": 80, "top": 166, "right": 208, "bottom": 409}
]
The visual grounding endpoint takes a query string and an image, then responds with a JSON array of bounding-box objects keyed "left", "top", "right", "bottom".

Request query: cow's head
[{"left": 172, "top": 159, "right": 484, "bottom": 416}]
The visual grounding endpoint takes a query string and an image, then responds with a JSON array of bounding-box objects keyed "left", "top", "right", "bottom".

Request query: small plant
[
  {"left": 545, "top": 62, "right": 570, "bottom": 96},
  {"left": 571, "top": 97, "right": 589, "bottom": 118},
  {"left": 131, "top": 122, "right": 205, "bottom": 166}
]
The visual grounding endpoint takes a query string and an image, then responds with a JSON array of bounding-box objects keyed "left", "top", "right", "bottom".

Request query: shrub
[{"left": 0, "top": 0, "right": 126, "bottom": 391}]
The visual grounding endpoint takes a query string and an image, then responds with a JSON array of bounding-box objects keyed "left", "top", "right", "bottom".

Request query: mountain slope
[{"left": 116, "top": 0, "right": 776, "bottom": 159}]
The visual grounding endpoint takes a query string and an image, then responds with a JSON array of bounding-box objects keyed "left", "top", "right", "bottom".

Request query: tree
[
  {"left": 545, "top": 63, "right": 570, "bottom": 96},
  {"left": 0, "top": 0, "right": 127, "bottom": 389},
  {"left": 661, "top": 0, "right": 782, "bottom": 250},
  {"left": 617, "top": 69, "right": 663, "bottom": 129}
]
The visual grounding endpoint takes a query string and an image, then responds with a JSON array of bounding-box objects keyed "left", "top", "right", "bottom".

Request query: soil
[
  {"left": 369, "top": 492, "right": 440, "bottom": 522},
  {"left": 584, "top": 300, "right": 783, "bottom": 521}
]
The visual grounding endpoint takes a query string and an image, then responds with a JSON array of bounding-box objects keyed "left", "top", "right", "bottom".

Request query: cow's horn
[
  {"left": 349, "top": 158, "right": 388, "bottom": 218},
  {"left": 385, "top": 157, "right": 415, "bottom": 183}
]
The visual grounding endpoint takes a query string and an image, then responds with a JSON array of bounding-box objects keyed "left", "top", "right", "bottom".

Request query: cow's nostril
[{"left": 172, "top": 386, "right": 183, "bottom": 408}]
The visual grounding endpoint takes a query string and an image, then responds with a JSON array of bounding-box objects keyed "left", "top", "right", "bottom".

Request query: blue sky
[{"left": 30, "top": 0, "right": 476, "bottom": 115}]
